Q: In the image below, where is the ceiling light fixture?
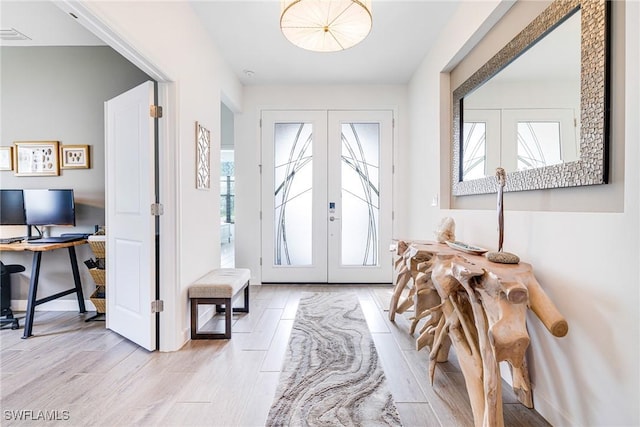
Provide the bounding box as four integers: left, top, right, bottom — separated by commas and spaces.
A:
280, 0, 372, 52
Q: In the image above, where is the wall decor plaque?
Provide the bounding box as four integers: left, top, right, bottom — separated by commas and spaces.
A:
196, 122, 211, 190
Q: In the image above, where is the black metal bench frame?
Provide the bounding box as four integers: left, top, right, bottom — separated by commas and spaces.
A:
190, 283, 249, 340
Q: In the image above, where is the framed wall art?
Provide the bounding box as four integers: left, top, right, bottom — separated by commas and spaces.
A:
13, 141, 60, 176
196, 121, 211, 190
60, 145, 90, 169
0, 146, 13, 171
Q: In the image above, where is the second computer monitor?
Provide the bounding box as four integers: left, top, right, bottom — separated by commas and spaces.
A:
23, 189, 76, 227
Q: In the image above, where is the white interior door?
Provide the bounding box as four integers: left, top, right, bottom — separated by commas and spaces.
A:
327, 110, 393, 283
261, 111, 328, 283
105, 80, 157, 351
261, 110, 393, 284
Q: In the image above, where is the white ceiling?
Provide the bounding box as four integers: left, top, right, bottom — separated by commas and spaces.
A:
191, 1, 459, 85
0, 1, 105, 46
0, 0, 460, 86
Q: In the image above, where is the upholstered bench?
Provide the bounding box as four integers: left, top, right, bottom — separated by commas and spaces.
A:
189, 268, 250, 339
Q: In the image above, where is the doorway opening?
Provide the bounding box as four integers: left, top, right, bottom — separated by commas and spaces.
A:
220, 102, 235, 268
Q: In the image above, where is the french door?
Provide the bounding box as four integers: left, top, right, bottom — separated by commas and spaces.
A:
261, 110, 393, 283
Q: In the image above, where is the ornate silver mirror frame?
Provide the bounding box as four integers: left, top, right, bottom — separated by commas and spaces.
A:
452, 0, 610, 196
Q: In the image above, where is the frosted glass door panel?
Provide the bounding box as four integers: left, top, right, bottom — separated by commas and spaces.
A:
517, 121, 562, 170
274, 123, 313, 266
463, 122, 487, 181
340, 123, 379, 266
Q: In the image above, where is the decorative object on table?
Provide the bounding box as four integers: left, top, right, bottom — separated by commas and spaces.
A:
267, 292, 401, 427
0, 147, 13, 171
445, 240, 488, 255
486, 167, 520, 264
434, 216, 456, 243
195, 121, 210, 190
486, 251, 520, 264
60, 145, 90, 169
13, 141, 59, 176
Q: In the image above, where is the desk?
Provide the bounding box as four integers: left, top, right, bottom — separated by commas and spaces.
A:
0, 240, 87, 338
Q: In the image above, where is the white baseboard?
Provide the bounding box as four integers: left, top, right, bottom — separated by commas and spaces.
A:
181, 328, 190, 346
532, 386, 573, 426
11, 299, 98, 312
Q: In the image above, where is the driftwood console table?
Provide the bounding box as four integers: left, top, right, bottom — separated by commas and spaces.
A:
389, 240, 568, 427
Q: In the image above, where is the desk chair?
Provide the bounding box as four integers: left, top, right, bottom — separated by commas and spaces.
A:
1, 261, 25, 329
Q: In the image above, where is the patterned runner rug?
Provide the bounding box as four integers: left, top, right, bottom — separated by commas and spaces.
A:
266, 292, 402, 427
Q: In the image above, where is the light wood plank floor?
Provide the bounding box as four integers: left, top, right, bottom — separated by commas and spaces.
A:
0, 285, 551, 426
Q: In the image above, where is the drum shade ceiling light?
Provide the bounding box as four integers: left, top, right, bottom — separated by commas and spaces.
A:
280, 0, 372, 52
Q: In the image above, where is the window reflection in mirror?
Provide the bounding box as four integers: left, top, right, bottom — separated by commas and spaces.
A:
461, 8, 581, 180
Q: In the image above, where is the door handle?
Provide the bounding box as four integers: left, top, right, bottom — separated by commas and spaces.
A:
329, 216, 341, 222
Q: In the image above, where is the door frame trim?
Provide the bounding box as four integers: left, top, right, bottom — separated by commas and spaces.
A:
55, 1, 180, 351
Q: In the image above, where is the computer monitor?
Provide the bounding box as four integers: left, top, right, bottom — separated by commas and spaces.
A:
23, 189, 76, 227
0, 189, 27, 225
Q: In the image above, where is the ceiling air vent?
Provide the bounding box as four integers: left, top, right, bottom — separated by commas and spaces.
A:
0, 28, 32, 41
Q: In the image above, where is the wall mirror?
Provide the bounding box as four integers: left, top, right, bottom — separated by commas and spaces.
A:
452, 0, 609, 196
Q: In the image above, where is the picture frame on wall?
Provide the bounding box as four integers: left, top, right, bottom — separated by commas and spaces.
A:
0, 147, 13, 171
196, 121, 211, 190
60, 145, 90, 169
13, 141, 60, 176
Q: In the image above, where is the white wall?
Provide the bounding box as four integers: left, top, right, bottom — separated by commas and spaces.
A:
407, 0, 639, 425
234, 85, 408, 284
221, 102, 235, 151
0, 46, 150, 306
77, 1, 242, 350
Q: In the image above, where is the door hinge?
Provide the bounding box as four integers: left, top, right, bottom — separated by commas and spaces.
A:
151, 300, 164, 313
392, 165, 395, 174
260, 257, 262, 266
392, 211, 395, 221
258, 164, 262, 174
259, 211, 262, 220
392, 118, 395, 128
259, 118, 262, 128
150, 105, 163, 118
151, 203, 164, 216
